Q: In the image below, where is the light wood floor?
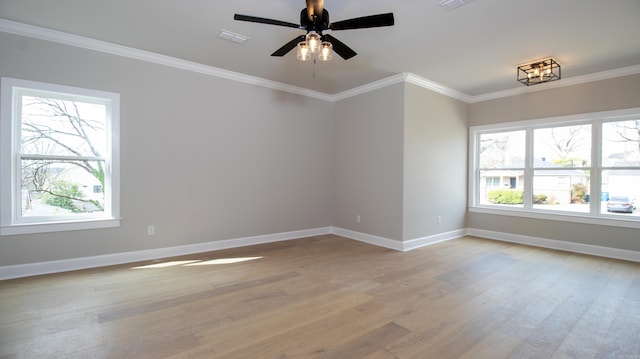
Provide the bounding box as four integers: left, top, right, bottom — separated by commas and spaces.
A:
1, 235, 639, 358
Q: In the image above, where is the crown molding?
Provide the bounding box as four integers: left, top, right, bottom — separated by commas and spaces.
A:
329, 73, 406, 102
0, 19, 334, 102
2, 18, 639, 104
404, 73, 473, 102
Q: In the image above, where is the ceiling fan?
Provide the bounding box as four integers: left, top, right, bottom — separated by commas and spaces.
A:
234, 0, 395, 60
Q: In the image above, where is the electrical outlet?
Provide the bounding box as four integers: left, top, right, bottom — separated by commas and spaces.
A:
356, 215, 361, 223
147, 225, 155, 236
437, 216, 442, 224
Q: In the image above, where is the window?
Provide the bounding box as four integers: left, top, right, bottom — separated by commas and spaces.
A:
477, 130, 525, 208
1, 78, 120, 235
485, 177, 501, 187
532, 124, 591, 213
469, 108, 640, 228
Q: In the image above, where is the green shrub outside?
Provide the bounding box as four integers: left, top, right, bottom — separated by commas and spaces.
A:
571, 183, 588, 203
41, 180, 84, 213
532, 194, 548, 204
487, 189, 524, 204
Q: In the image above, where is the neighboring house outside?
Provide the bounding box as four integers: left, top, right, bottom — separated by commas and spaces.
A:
603, 161, 640, 202
480, 159, 589, 205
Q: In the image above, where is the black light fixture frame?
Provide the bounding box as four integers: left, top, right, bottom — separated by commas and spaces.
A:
517, 58, 561, 86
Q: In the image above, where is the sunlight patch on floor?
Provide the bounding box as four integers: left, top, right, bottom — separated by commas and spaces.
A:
131, 260, 201, 269
130, 257, 263, 269
184, 257, 263, 266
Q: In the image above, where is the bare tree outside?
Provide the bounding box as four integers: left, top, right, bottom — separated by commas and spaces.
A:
20, 95, 107, 215
610, 120, 640, 158
534, 125, 591, 167
478, 131, 526, 168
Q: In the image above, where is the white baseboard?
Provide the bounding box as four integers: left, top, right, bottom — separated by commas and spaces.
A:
4, 226, 637, 280
0, 227, 332, 280
331, 227, 466, 252
331, 227, 404, 251
402, 229, 468, 251
467, 228, 640, 263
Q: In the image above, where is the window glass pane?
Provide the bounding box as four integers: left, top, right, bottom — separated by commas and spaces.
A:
532, 169, 590, 212
479, 130, 525, 168
602, 120, 640, 166
601, 169, 639, 216
470, 110, 640, 225
21, 160, 105, 217
534, 124, 591, 168
479, 169, 523, 207
20, 95, 107, 157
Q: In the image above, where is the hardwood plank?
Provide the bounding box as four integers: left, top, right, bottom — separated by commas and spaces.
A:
595, 274, 640, 358
173, 289, 374, 358
382, 249, 589, 358
2, 235, 639, 359
505, 260, 612, 359
551, 261, 635, 359
211, 308, 384, 358
315, 322, 411, 359
97, 271, 301, 322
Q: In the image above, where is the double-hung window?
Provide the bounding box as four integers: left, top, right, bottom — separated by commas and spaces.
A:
1, 78, 120, 235
469, 108, 640, 228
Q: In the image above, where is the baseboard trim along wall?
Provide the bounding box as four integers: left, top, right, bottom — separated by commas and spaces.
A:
0, 227, 332, 280
332, 227, 467, 252
466, 228, 640, 263
402, 229, 468, 251
331, 227, 404, 251
2, 227, 639, 280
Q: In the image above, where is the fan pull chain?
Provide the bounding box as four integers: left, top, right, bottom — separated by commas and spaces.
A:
313, 59, 316, 78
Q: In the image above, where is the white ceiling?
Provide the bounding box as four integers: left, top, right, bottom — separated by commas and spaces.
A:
1, 0, 640, 96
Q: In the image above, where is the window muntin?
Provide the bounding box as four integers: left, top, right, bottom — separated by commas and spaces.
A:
1, 78, 120, 235
470, 109, 640, 226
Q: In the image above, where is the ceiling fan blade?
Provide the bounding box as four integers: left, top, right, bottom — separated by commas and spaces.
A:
271, 35, 306, 57
234, 14, 301, 29
323, 34, 357, 60
329, 13, 394, 30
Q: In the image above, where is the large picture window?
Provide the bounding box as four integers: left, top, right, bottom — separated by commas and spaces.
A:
469, 108, 640, 228
1, 78, 120, 235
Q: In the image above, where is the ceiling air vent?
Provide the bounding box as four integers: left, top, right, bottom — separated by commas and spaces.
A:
218, 30, 249, 45
438, 0, 475, 11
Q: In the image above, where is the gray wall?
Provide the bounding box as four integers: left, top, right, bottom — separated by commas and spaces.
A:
2, 30, 639, 268
332, 84, 405, 241
331, 82, 469, 243
403, 83, 468, 240
469, 74, 640, 126
468, 74, 640, 252
0, 32, 334, 266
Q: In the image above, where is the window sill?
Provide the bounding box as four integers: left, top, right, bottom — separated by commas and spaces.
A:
468, 206, 640, 230
1, 218, 121, 236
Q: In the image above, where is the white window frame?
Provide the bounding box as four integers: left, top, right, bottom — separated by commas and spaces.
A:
469, 107, 640, 230
1, 78, 120, 235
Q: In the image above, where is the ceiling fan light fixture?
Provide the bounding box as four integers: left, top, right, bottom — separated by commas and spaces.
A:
234, 4, 395, 62
306, 31, 321, 53
297, 42, 311, 61
319, 41, 333, 61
